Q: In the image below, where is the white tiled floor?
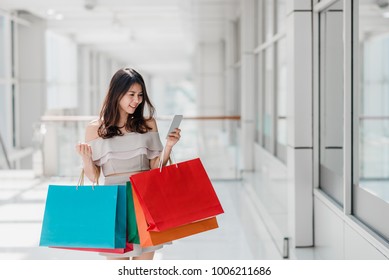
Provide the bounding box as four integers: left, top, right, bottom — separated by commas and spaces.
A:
0, 170, 282, 260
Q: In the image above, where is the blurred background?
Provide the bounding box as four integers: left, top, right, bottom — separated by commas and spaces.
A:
0, 0, 389, 260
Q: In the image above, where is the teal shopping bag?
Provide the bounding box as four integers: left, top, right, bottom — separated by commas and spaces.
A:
39, 185, 126, 249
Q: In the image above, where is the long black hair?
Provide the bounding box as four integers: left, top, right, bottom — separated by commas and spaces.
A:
98, 68, 155, 138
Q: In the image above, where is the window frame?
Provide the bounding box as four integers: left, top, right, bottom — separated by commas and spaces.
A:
314, 0, 389, 244
0, 13, 19, 154
353, 0, 389, 241
254, 0, 287, 163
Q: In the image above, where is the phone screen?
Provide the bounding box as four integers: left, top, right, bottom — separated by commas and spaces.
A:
166, 115, 183, 139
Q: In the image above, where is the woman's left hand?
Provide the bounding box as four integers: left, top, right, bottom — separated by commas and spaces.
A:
166, 128, 181, 147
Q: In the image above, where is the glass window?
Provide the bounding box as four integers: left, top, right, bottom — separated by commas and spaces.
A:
255, 0, 265, 46
354, 0, 389, 240
276, 38, 287, 162
0, 87, 10, 168
265, 0, 275, 41
234, 19, 241, 126
254, 0, 259, 46
234, 66, 241, 120
264, 47, 274, 153
0, 84, 12, 151
0, 15, 5, 78
255, 52, 265, 145
234, 18, 241, 64
0, 15, 14, 152
46, 31, 78, 110
276, 0, 287, 34
11, 21, 15, 78
359, 37, 389, 181
319, 0, 344, 206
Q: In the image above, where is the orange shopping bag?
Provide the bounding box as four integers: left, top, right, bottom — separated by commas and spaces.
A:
132, 187, 219, 247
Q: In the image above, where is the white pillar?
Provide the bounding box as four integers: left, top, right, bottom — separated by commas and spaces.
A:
240, 0, 256, 171
97, 54, 111, 105
17, 13, 47, 149
194, 41, 225, 116
286, 0, 314, 247
77, 46, 92, 116
224, 17, 238, 145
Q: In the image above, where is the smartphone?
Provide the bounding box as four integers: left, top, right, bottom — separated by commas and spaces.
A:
166, 115, 183, 139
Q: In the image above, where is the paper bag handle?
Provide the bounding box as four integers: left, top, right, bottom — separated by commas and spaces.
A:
158, 145, 178, 172
77, 169, 99, 189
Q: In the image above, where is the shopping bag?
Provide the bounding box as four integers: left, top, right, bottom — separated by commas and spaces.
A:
132, 187, 219, 247
52, 241, 133, 254
130, 158, 224, 232
126, 181, 140, 244
40, 184, 126, 249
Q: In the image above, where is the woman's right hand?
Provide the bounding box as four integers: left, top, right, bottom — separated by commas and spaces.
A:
76, 143, 93, 161
76, 142, 99, 183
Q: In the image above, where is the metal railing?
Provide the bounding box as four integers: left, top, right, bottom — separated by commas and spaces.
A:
35, 115, 242, 181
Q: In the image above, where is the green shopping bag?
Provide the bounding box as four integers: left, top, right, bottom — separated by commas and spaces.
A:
126, 181, 139, 244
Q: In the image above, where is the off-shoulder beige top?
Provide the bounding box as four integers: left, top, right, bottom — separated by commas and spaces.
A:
87, 132, 163, 177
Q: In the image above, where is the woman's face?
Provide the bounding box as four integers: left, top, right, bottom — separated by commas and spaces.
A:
118, 83, 144, 116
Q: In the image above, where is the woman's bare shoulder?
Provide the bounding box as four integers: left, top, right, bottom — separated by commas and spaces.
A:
146, 117, 158, 132
85, 119, 101, 142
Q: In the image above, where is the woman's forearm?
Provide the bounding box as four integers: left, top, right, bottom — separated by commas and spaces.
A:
82, 157, 100, 183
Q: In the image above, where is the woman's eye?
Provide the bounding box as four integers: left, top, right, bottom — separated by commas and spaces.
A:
128, 93, 143, 98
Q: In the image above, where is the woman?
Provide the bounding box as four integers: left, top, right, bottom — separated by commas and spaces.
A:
76, 67, 181, 260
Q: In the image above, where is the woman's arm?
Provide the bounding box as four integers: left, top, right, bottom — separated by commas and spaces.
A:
76, 121, 101, 183
148, 118, 181, 169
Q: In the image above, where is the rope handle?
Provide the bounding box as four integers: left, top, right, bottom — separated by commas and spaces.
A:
158, 144, 178, 172
76, 169, 99, 190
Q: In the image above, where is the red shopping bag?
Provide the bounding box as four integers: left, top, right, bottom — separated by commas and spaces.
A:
132, 187, 219, 247
130, 158, 224, 232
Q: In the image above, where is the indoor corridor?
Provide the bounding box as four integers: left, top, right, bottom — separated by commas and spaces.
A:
1, 0, 389, 268
0, 119, 287, 260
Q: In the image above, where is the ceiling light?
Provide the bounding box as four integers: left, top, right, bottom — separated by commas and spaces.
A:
84, 0, 98, 10
55, 14, 64, 20
46, 9, 64, 20
46, 9, 55, 16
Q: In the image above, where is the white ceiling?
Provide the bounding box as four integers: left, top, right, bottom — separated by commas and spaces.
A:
3, 0, 387, 78
1, 0, 237, 77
